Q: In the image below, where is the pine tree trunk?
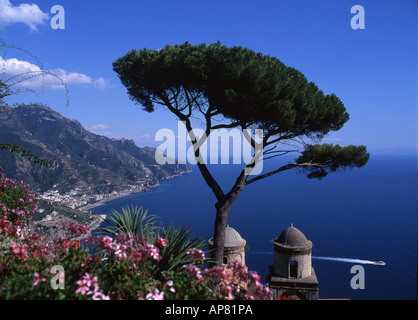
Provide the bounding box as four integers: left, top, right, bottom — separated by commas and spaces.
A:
211, 174, 246, 266
211, 200, 232, 266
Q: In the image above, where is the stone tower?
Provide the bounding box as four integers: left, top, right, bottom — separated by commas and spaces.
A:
267, 224, 319, 300
208, 226, 246, 265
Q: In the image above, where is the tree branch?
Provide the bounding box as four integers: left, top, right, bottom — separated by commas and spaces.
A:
211, 122, 242, 131
246, 161, 326, 185
246, 163, 297, 185
183, 118, 225, 201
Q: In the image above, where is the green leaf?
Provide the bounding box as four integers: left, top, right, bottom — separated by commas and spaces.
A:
96, 205, 159, 238
296, 143, 370, 179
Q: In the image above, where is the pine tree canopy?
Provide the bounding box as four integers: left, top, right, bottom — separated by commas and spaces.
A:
113, 42, 369, 180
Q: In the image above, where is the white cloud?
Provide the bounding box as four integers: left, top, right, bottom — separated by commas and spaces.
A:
0, 0, 49, 31
89, 124, 109, 130
139, 134, 151, 139
87, 124, 115, 139
0, 56, 109, 90
93, 77, 110, 90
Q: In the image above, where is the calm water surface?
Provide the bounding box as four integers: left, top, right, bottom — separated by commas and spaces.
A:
92, 154, 417, 300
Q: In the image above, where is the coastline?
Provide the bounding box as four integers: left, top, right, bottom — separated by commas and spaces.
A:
79, 169, 192, 213
79, 183, 160, 212
87, 214, 107, 232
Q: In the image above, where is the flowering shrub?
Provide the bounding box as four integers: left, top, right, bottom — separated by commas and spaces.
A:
0, 169, 38, 226
0, 170, 272, 300
0, 218, 272, 300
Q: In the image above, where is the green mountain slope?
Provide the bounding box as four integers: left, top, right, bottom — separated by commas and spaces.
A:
0, 105, 191, 195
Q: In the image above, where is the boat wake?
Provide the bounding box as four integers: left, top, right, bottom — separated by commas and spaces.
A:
250, 252, 385, 266
312, 256, 386, 266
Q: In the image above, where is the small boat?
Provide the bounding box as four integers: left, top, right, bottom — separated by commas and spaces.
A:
375, 261, 386, 266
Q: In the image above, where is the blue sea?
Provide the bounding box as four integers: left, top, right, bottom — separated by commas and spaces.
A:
92, 153, 417, 300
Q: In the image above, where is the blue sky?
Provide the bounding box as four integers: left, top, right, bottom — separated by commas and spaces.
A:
1, 0, 417, 151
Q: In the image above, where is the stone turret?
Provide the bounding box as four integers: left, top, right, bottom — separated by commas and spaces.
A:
267, 224, 319, 300
208, 225, 246, 266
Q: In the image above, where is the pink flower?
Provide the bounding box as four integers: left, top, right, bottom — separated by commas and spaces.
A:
145, 288, 164, 300
33, 272, 46, 286
92, 291, 110, 300
19, 198, 24, 202
76, 273, 105, 298
205, 266, 228, 284
154, 237, 167, 248
113, 244, 127, 259
63, 222, 89, 236
224, 285, 235, 300
184, 264, 203, 280
186, 248, 206, 263
248, 271, 261, 286
87, 276, 100, 294
97, 235, 113, 251
247, 271, 272, 300
76, 279, 90, 295
227, 260, 248, 282
164, 280, 176, 293
10, 242, 26, 259
114, 233, 134, 246
142, 244, 161, 261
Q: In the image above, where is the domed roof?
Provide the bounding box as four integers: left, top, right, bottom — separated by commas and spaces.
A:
274, 224, 312, 249
224, 226, 246, 247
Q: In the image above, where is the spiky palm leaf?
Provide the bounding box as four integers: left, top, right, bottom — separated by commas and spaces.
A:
96, 205, 208, 277
96, 205, 160, 238
155, 223, 207, 273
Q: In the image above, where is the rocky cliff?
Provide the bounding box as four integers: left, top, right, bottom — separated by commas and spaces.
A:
0, 105, 191, 194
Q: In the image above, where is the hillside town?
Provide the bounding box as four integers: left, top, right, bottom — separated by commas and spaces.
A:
39, 183, 151, 210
